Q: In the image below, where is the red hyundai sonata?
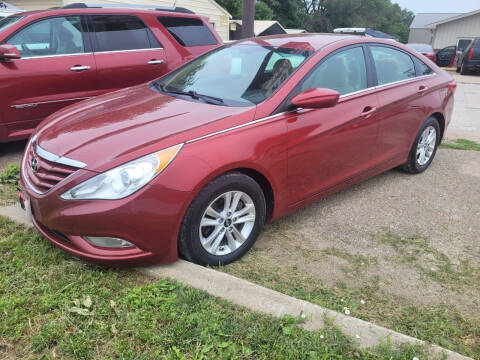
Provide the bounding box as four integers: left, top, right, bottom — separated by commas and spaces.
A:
20, 34, 456, 266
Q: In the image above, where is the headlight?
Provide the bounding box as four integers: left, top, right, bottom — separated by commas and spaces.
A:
61, 144, 183, 200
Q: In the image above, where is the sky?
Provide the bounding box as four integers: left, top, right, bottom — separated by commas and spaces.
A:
393, 0, 478, 13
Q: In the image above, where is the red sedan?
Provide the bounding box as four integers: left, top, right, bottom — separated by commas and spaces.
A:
20, 34, 456, 266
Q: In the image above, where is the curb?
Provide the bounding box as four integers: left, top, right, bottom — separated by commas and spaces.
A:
0, 204, 30, 226
0, 206, 472, 359
141, 262, 472, 360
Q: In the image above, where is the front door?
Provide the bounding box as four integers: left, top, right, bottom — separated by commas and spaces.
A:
88, 14, 167, 93
436, 46, 456, 67
0, 15, 97, 141
286, 46, 380, 204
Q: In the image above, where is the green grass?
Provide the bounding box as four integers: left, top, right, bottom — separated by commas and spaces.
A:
375, 232, 480, 287
440, 138, 480, 151
0, 164, 19, 206
0, 217, 433, 359
322, 247, 378, 274
221, 246, 480, 359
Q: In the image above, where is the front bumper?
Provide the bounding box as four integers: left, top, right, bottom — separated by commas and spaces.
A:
21, 173, 192, 266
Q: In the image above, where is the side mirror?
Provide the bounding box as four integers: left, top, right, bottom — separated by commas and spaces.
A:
0, 44, 21, 61
291, 88, 339, 109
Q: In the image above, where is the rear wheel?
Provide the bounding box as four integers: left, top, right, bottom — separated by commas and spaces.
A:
178, 172, 266, 265
460, 61, 469, 75
401, 117, 440, 174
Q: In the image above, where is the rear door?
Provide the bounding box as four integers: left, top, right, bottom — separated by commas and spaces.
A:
0, 15, 97, 141
368, 44, 435, 164
88, 14, 167, 93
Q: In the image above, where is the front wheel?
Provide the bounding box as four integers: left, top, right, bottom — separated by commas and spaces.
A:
401, 117, 440, 174
178, 172, 266, 266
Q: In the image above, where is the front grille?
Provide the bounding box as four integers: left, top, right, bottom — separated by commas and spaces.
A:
24, 142, 79, 193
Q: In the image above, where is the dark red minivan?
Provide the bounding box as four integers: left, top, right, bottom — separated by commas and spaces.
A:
0, 4, 221, 143
20, 34, 456, 266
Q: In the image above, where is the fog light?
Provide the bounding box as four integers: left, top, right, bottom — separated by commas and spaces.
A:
84, 236, 134, 248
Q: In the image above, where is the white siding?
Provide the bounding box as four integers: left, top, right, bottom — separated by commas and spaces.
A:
408, 28, 434, 45
62, 0, 231, 40
9, 0, 62, 10
433, 13, 480, 49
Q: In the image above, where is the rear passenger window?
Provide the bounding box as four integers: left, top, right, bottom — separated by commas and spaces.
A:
301, 46, 368, 96
91, 15, 156, 52
157, 17, 217, 47
415, 58, 434, 76
370, 46, 416, 85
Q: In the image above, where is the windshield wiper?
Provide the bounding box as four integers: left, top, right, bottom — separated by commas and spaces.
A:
156, 83, 224, 105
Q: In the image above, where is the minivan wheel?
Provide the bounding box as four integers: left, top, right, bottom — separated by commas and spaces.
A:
178, 172, 266, 266
401, 117, 440, 174
460, 62, 468, 75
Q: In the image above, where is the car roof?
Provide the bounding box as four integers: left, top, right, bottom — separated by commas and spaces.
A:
13, 7, 202, 19
231, 33, 397, 52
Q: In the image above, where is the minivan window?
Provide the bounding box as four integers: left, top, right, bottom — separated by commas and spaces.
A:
157, 17, 217, 47
91, 15, 152, 52
370, 46, 415, 85
8, 16, 84, 58
301, 46, 368, 95
0, 15, 22, 32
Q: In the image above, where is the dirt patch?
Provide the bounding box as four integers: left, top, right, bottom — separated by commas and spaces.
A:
249, 149, 480, 316
0, 141, 25, 171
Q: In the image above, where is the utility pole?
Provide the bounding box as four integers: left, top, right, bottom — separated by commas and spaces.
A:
242, 0, 255, 38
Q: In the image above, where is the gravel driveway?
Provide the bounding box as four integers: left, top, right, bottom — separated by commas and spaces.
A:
248, 148, 479, 314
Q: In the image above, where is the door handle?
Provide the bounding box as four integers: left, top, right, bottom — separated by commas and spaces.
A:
148, 59, 164, 65
417, 85, 428, 94
70, 65, 91, 72
360, 106, 377, 117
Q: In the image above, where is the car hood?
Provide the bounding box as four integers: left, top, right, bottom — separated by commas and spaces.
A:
36, 85, 255, 171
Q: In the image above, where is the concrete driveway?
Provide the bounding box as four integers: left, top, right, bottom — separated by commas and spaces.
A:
446, 72, 480, 141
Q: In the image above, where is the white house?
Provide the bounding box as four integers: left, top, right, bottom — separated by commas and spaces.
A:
426, 9, 480, 50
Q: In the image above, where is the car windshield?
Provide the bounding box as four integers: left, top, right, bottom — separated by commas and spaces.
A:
407, 44, 433, 53
0, 15, 22, 32
155, 43, 313, 106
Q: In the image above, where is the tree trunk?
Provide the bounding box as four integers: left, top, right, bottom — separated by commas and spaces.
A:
242, 0, 255, 38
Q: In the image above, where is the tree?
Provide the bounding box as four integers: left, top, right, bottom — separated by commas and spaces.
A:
305, 0, 413, 43
255, 2, 274, 20
261, 0, 303, 28
217, 0, 413, 42
216, 0, 274, 21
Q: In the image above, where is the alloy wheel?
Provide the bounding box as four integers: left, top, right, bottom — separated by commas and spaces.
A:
416, 125, 437, 166
199, 191, 256, 256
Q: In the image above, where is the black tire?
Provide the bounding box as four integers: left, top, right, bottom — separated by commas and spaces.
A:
460, 61, 468, 75
178, 172, 266, 266
401, 116, 440, 174
456, 66, 460, 73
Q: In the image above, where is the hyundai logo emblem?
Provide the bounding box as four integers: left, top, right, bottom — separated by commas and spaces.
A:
30, 157, 39, 173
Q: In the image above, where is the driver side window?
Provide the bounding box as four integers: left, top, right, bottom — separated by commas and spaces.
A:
301, 46, 368, 96
8, 16, 85, 58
